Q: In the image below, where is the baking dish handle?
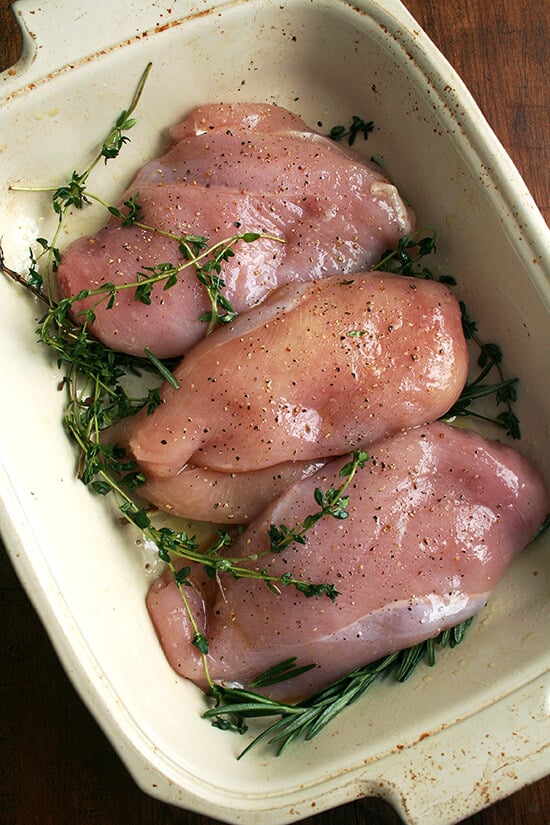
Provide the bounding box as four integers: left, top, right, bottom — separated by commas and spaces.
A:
361, 670, 550, 825
0, 0, 234, 101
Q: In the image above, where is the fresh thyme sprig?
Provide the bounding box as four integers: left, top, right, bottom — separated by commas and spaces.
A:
374, 229, 444, 281
53, 333, 345, 601
267, 451, 369, 556
2, 68, 345, 692
205, 617, 474, 756
231, 450, 371, 602
328, 116, 375, 146
11, 63, 152, 293
373, 230, 521, 438
12, 61, 278, 331
55, 334, 347, 665
449, 303, 521, 438
182, 232, 266, 332
39, 227, 272, 330
3, 240, 344, 670
82, 185, 285, 330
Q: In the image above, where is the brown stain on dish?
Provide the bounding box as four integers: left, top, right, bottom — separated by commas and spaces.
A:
0, 2, 227, 105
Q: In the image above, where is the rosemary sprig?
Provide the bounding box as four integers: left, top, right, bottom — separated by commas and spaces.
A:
248, 658, 319, 689
373, 230, 521, 438
205, 617, 474, 756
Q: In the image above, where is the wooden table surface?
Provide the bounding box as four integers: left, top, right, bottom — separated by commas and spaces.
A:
0, 1, 548, 823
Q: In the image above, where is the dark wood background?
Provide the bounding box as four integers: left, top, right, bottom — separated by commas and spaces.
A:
1, 1, 548, 823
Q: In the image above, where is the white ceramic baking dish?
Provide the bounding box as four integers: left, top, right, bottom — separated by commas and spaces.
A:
1, 1, 549, 823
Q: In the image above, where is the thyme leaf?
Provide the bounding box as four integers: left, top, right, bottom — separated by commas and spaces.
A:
108, 193, 143, 226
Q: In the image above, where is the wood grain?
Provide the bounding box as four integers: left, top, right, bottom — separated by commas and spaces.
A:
0, 1, 548, 823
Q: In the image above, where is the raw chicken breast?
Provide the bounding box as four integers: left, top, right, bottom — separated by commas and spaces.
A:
112, 272, 468, 479
167, 102, 312, 141
56, 186, 298, 357
57, 103, 414, 358
141, 458, 326, 524
146, 423, 549, 698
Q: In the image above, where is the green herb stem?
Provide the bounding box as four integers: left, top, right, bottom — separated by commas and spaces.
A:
206, 617, 474, 757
